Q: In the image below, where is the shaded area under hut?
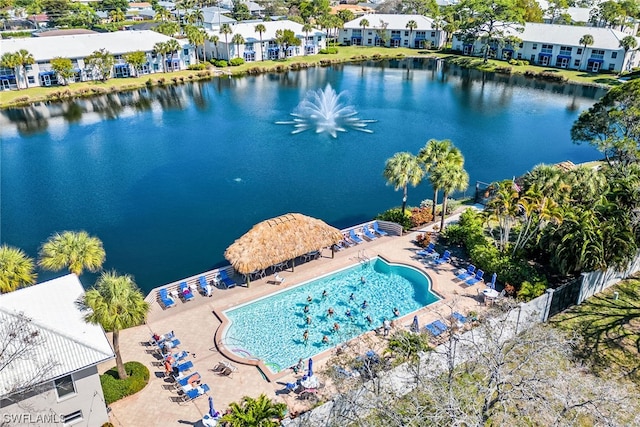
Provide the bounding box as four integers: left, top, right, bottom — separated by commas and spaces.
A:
224, 213, 344, 285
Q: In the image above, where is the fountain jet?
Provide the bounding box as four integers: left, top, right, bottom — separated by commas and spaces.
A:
277, 84, 375, 138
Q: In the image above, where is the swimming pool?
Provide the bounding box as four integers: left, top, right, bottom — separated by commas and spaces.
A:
222, 257, 439, 373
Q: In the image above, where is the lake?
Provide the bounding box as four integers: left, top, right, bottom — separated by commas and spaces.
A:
0, 59, 604, 293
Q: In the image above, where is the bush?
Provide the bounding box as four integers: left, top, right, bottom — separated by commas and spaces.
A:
319, 47, 338, 54
188, 63, 206, 70
100, 361, 149, 405
442, 223, 466, 246
517, 280, 547, 301
229, 57, 245, 66
410, 207, 433, 227
444, 198, 460, 215
376, 207, 412, 231
212, 59, 228, 67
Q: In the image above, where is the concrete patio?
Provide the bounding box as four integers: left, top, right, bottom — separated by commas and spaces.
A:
102, 221, 489, 426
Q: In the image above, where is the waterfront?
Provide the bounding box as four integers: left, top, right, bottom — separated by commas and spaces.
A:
0, 59, 603, 292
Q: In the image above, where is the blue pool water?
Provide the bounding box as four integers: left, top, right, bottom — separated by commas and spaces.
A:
222, 257, 438, 373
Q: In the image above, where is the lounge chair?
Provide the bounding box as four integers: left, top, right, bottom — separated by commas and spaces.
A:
159, 338, 181, 354
216, 366, 236, 377
342, 235, 356, 247
372, 221, 388, 236
425, 320, 449, 337
433, 250, 451, 265
174, 371, 200, 389
274, 273, 285, 284
333, 241, 345, 251
349, 229, 364, 244
182, 383, 210, 401
466, 269, 484, 286
212, 361, 237, 374
456, 264, 476, 280
175, 360, 194, 373
218, 270, 237, 289
198, 276, 212, 297
179, 282, 195, 301
361, 225, 377, 240
158, 288, 176, 309
416, 242, 436, 257
451, 312, 467, 324
166, 350, 188, 363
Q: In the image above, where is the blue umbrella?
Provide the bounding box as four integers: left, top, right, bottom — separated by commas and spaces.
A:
208, 396, 216, 418
308, 358, 313, 377
411, 315, 419, 332
489, 273, 497, 289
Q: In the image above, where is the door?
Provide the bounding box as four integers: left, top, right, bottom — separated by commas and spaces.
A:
540, 55, 550, 66
558, 57, 568, 68
0, 79, 9, 91
42, 74, 51, 86
590, 61, 601, 72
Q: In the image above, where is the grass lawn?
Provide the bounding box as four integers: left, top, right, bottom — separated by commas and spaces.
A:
551, 277, 640, 384
0, 46, 626, 109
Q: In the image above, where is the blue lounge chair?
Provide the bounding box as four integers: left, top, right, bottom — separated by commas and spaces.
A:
425, 321, 445, 337
433, 320, 449, 334
451, 312, 467, 324
158, 288, 175, 309
466, 269, 484, 286
175, 360, 194, 373
174, 371, 200, 388
183, 383, 210, 401
434, 250, 451, 265
456, 264, 476, 280
218, 270, 237, 289
179, 282, 195, 301
198, 276, 211, 296
372, 221, 388, 236
416, 242, 436, 257
349, 229, 364, 244
361, 225, 377, 240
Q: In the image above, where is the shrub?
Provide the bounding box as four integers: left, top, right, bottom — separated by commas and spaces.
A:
212, 59, 228, 67
188, 63, 206, 70
319, 47, 338, 54
229, 57, 245, 66
420, 199, 433, 209
442, 223, 466, 246
517, 280, 547, 301
100, 361, 149, 405
445, 198, 460, 215
410, 207, 433, 227
494, 66, 512, 74
376, 207, 412, 231
415, 232, 436, 248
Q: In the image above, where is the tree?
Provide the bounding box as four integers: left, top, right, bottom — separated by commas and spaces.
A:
383, 152, 424, 214
255, 23, 266, 61
85, 48, 115, 81
123, 51, 147, 77
220, 23, 233, 60
185, 25, 205, 63
187, 9, 204, 26
82, 271, 149, 380
220, 394, 287, 426
41, 0, 71, 27
302, 23, 313, 54
337, 9, 354, 24
571, 79, 640, 167
38, 231, 106, 276
418, 139, 461, 219
153, 41, 170, 72
154, 7, 171, 21
359, 17, 369, 42
619, 35, 638, 72
432, 158, 469, 230
590, 0, 625, 29
97, 0, 128, 12
14, 49, 34, 89
50, 57, 75, 85
164, 39, 181, 70
0, 245, 36, 294
109, 7, 125, 22
0, 52, 20, 90
274, 29, 301, 59
515, 0, 543, 22
545, 0, 568, 24
406, 19, 417, 47
232, 0, 251, 21
578, 34, 593, 71
210, 34, 220, 59
231, 33, 245, 58
154, 21, 179, 36
457, 0, 525, 63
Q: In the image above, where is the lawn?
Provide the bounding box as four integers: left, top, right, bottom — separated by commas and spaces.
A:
551, 277, 640, 384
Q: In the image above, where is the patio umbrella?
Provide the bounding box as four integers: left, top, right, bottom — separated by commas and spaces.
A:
208, 396, 216, 418
411, 315, 419, 332
489, 272, 497, 289
308, 358, 313, 377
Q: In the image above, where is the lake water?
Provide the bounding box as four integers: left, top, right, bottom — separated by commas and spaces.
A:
0, 59, 604, 293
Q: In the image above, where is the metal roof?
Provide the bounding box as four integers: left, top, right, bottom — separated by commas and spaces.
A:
343, 14, 440, 31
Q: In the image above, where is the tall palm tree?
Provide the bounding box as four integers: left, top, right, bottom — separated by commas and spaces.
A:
188, 9, 204, 26
109, 8, 125, 22
14, 49, 34, 89
619, 35, 638, 72
359, 18, 369, 45
38, 231, 106, 276
0, 52, 20, 89
186, 25, 205, 62
231, 33, 245, 59
210, 34, 220, 59
82, 271, 149, 380
432, 159, 469, 231
0, 245, 37, 294
417, 139, 461, 219
154, 41, 170, 72
255, 23, 266, 61
485, 180, 521, 251
154, 7, 171, 21
578, 34, 594, 71
165, 39, 181, 70
220, 23, 233, 60
406, 19, 417, 47
383, 152, 424, 214
220, 394, 287, 427
302, 23, 313, 55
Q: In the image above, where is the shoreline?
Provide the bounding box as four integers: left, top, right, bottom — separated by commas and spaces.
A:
0, 48, 623, 110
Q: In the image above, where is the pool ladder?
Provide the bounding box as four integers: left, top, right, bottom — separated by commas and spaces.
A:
358, 250, 371, 265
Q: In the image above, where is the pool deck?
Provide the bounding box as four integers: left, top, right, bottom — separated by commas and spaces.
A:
102, 225, 488, 426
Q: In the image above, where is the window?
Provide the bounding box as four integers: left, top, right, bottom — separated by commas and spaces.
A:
25, 64, 32, 71
431, 31, 435, 37
608, 63, 615, 71
404, 31, 409, 36
517, 53, 522, 59
591, 49, 605, 59
574, 59, 580, 67
541, 44, 553, 54
62, 410, 82, 426
518, 42, 523, 48
611, 51, 617, 58
28, 76, 35, 84
403, 39, 408, 46
55, 375, 76, 399
183, 48, 189, 56
367, 38, 372, 44
532, 43, 537, 50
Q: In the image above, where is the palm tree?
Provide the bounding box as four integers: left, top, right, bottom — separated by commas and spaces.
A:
485, 180, 521, 251
82, 271, 149, 380
109, 8, 125, 23
188, 9, 204, 26
165, 39, 181, 70
231, 33, 245, 59
432, 159, 469, 231
406, 19, 417, 47
154, 41, 170, 72
210, 34, 220, 59
154, 7, 171, 21
255, 23, 266, 61
38, 230, 106, 276
359, 18, 369, 45
15, 49, 34, 89
578, 34, 593, 71
0, 245, 37, 293
220, 23, 233, 60
302, 23, 313, 55
220, 394, 287, 427
0, 52, 20, 89
383, 152, 424, 214
417, 139, 462, 219
619, 35, 638, 72
186, 25, 205, 62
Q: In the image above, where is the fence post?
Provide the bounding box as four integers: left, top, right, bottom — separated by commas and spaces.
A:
542, 288, 554, 322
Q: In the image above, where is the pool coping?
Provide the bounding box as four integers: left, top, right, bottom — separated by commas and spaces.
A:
211, 255, 441, 383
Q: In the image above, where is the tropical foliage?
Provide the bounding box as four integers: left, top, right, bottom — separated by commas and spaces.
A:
383, 152, 424, 214
0, 245, 37, 293
38, 230, 106, 276
220, 394, 287, 427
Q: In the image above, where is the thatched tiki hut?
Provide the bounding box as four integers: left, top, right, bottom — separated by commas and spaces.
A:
224, 213, 344, 285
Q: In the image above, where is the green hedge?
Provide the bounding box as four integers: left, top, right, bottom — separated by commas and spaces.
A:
100, 361, 149, 405
229, 58, 245, 66
376, 207, 412, 231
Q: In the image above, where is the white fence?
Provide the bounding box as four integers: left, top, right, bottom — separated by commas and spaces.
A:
579, 251, 640, 304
